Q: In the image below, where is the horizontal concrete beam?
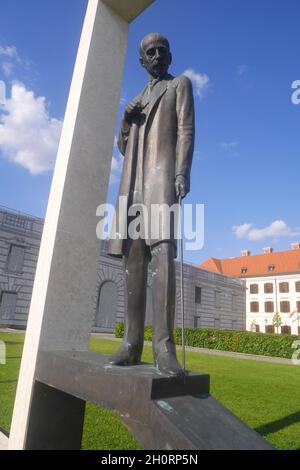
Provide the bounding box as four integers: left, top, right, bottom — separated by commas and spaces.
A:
103, 0, 155, 22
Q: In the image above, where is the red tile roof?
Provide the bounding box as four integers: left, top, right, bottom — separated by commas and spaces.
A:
199, 249, 300, 278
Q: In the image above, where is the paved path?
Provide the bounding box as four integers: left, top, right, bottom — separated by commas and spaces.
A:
92, 333, 297, 366
0, 431, 8, 451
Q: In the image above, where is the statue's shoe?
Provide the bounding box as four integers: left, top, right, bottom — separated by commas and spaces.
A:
108, 344, 141, 366
155, 352, 185, 377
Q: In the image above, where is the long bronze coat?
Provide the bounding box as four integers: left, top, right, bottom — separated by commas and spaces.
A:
108, 74, 195, 257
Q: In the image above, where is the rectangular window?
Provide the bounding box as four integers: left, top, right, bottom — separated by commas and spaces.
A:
264, 283, 274, 294
0, 292, 17, 321
6, 245, 25, 273
265, 325, 275, 334
296, 281, 300, 293
250, 301, 259, 313
4, 213, 26, 229
281, 326, 291, 335
195, 287, 202, 304
279, 282, 289, 293
250, 284, 259, 294
265, 301, 275, 313
280, 301, 290, 313
215, 291, 221, 308
297, 301, 300, 313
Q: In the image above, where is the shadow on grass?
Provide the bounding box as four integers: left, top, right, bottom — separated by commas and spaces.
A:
0, 426, 9, 437
255, 411, 300, 436
0, 379, 17, 384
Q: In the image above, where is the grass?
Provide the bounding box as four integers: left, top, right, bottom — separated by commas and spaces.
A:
1, 332, 300, 450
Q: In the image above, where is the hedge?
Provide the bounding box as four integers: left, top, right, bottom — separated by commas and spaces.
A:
115, 323, 300, 359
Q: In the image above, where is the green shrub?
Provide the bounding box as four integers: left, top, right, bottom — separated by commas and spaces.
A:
115, 322, 124, 338
114, 323, 299, 359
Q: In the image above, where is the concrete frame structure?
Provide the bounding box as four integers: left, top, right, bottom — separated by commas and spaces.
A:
9, 0, 155, 450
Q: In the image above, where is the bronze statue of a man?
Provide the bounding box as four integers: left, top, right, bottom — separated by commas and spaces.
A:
108, 33, 195, 376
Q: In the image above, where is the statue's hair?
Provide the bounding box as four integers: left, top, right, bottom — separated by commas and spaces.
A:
139, 33, 170, 55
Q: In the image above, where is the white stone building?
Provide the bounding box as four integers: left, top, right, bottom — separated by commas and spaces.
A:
200, 244, 300, 335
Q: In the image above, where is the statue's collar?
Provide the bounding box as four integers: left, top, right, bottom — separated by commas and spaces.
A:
148, 73, 173, 84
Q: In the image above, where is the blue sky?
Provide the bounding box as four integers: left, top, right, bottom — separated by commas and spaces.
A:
0, 0, 299, 264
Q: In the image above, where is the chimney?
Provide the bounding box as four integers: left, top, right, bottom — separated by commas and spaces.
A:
241, 250, 251, 257
291, 242, 300, 251
263, 247, 273, 254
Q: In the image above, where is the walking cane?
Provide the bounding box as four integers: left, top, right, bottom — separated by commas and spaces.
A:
178, 195, 186, 377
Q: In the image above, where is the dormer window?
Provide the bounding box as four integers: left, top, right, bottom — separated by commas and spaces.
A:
241, 267, 248, 274
268, 265, 275, 272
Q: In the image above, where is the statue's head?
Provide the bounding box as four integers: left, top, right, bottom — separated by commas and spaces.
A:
139, 33, 172, 79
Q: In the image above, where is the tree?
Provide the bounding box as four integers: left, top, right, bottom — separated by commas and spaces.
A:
272, 312, 282, 334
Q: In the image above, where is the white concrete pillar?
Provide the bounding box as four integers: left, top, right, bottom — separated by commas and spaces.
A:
9, 0, 155, 450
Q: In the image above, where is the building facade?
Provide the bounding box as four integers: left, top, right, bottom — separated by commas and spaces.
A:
95, 241, 246, 332
0, 207, 43, 328
0, 207, 246, 332
200, 245, 300, 335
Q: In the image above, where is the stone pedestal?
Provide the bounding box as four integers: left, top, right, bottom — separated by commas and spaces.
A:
23, 351, 272, 450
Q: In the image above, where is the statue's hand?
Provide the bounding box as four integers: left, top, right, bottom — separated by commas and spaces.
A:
124, 100, 143, 124
175, 175, 188, 199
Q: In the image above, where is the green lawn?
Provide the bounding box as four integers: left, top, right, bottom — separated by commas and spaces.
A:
1, 332, 300, 450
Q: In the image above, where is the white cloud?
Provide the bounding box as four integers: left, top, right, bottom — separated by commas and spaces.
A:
0, 45, 19, 78
233, 220, 300, 241
236, 64, 248, 76
183, 69, 210, 99
0, 82, 62, 175
233, 223, 253, 239
220, 141, 239, 150
0, 45, 19, 60
2, 62, 14, 77
0, 44, 32, 80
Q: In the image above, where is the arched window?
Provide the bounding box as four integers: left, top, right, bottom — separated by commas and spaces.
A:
95, 281, 118, 329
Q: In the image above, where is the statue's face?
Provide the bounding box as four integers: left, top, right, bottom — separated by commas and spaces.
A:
140, 39, 172, 79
